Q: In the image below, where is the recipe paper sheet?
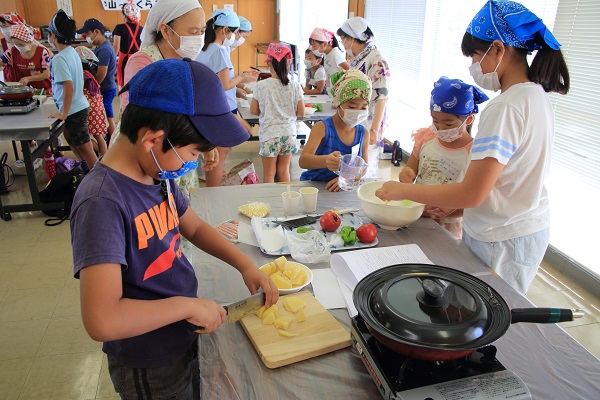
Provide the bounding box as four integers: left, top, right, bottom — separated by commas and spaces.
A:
330, 244, 433, 290
311, 268, 347, 310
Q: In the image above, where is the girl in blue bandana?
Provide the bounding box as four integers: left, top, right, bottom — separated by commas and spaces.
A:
375, 0, 570, 295
400, 77, 488, 239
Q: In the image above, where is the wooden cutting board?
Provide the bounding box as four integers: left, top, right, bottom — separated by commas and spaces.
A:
240, 290, 352, 368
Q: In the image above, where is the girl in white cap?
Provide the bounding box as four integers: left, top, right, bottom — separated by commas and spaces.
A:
197, 9, 258, 187
337, 17, 390, 147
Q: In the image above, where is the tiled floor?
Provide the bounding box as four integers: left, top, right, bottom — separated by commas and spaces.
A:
1, 135, 599, 399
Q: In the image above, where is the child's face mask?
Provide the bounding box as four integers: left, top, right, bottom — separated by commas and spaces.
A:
150, 139, 198, 180
430, 118, 467, 142
338, 106, 368, 128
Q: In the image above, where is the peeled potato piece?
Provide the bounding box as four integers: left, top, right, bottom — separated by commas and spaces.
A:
278, 330, 297, 337
297, 308, 305, 322
273, 317, 293, 330
262, 312, 276, 325
255, 305, 266, 319
283, 296, 307, 313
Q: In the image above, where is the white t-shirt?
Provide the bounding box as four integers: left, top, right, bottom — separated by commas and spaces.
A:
323, 47, 346, 81
252, 78, 303, 141
305, 65, 326, 90
464, 83, 553, 242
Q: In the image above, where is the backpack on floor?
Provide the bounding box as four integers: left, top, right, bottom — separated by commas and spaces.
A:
39, 167, 85, 226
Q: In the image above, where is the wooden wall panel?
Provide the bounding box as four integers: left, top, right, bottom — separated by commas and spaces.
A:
200, 0, 275, 72
3, 0, 150, 35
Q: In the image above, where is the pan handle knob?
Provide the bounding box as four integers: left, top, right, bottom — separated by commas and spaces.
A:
511, 308, 584, 324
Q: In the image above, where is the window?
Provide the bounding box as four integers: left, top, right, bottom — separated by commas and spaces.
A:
278, 0, 349, 80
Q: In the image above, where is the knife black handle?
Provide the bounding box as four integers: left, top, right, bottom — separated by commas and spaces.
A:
186, 305, 229, 331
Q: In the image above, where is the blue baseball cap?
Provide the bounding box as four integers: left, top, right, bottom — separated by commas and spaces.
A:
238, 16, 252, 31
128, 59, 250, 147
212, 9, 240, 28
76, 18, 106, 34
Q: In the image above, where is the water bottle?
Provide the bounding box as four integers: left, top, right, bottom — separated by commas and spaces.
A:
391, 140, 402, 166
43, 152, 57, 181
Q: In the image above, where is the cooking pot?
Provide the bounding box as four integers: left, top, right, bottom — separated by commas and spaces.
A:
353, 264, 583, 361
0, 81, 34, 101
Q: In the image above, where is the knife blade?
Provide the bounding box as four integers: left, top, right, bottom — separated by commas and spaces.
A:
187, 291, 266, 331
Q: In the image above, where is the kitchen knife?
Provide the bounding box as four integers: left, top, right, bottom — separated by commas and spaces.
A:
187, 291, 266, 331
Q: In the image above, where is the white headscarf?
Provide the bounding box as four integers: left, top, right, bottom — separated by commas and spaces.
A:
140, 0, 202, 48
340, 17, 371, 42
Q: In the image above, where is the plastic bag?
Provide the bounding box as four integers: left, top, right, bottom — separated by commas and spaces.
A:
285, 229, 330, 264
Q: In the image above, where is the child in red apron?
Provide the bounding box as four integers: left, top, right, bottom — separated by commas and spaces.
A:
112, 1, 142, 88
0, 24, 51, 93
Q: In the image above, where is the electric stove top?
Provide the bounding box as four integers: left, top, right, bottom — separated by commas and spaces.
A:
0, 97, 38, 114
350, 316, 531, 400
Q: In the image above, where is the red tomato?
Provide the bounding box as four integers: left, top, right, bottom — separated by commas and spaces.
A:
305, 103, 313, 107
356, 224, 377, 243
320, 211, 341, 232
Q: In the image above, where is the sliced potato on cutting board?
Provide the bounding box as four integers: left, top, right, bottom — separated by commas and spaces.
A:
240, 290, 351, 369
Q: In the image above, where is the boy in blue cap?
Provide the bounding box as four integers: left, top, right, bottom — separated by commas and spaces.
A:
70, 58, 277, 399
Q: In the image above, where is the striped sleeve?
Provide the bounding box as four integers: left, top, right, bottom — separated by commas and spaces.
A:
471, 135, 517, 165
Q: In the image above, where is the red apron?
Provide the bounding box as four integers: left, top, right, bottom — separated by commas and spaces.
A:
6, 46, 51, 92
116, 23, 140, 87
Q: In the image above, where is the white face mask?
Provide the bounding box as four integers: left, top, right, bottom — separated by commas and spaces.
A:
0, 27, 11, 38
85, 33, 94, 45
312, 49, 322, 57
304, 59, 313, 69
230, 35, 245, 48
339, 107, 368, 128
469, 46, 503, 92
166, 25, 203, 59
430, 118, 467, 143
15, 44, 30, 53
344, 38, 354, 57
222, 30, 235, 47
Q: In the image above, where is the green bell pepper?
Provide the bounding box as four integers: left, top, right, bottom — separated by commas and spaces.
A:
340, 226, 358, 246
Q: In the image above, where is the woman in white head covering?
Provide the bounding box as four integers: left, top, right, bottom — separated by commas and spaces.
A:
118, 0, 205, 114
337, 17, 390, 148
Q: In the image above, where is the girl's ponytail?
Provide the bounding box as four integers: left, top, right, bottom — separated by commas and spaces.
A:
331, 36, 340, 49
202, 17, 217, 51
529, 42, 570, 94
271, 57, 289, 86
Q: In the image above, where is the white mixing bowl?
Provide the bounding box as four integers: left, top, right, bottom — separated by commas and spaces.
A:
357, 181, 425, 230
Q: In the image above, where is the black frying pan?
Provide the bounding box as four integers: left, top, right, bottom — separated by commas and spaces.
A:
353, 264, 583, 361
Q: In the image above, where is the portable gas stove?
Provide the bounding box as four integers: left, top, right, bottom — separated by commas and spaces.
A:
351, 316, 531, 400
0, 97, 38, 114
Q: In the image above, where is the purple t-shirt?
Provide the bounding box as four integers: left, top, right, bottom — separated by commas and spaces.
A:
70, 163, 198, 368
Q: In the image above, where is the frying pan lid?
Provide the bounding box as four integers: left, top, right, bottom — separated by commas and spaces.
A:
354, 264, 511, 350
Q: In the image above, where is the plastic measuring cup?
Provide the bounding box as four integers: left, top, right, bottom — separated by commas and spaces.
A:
335, 154, 368, 191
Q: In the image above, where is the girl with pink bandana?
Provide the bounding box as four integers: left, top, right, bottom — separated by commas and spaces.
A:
308, 27, 349, 88
250, 43, 304, 183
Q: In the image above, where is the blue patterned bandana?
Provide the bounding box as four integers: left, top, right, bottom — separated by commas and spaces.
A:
467, 0, 560, 52
430, 77, 489, 116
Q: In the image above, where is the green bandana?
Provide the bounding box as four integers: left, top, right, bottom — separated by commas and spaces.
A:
330, 69, 372, 107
